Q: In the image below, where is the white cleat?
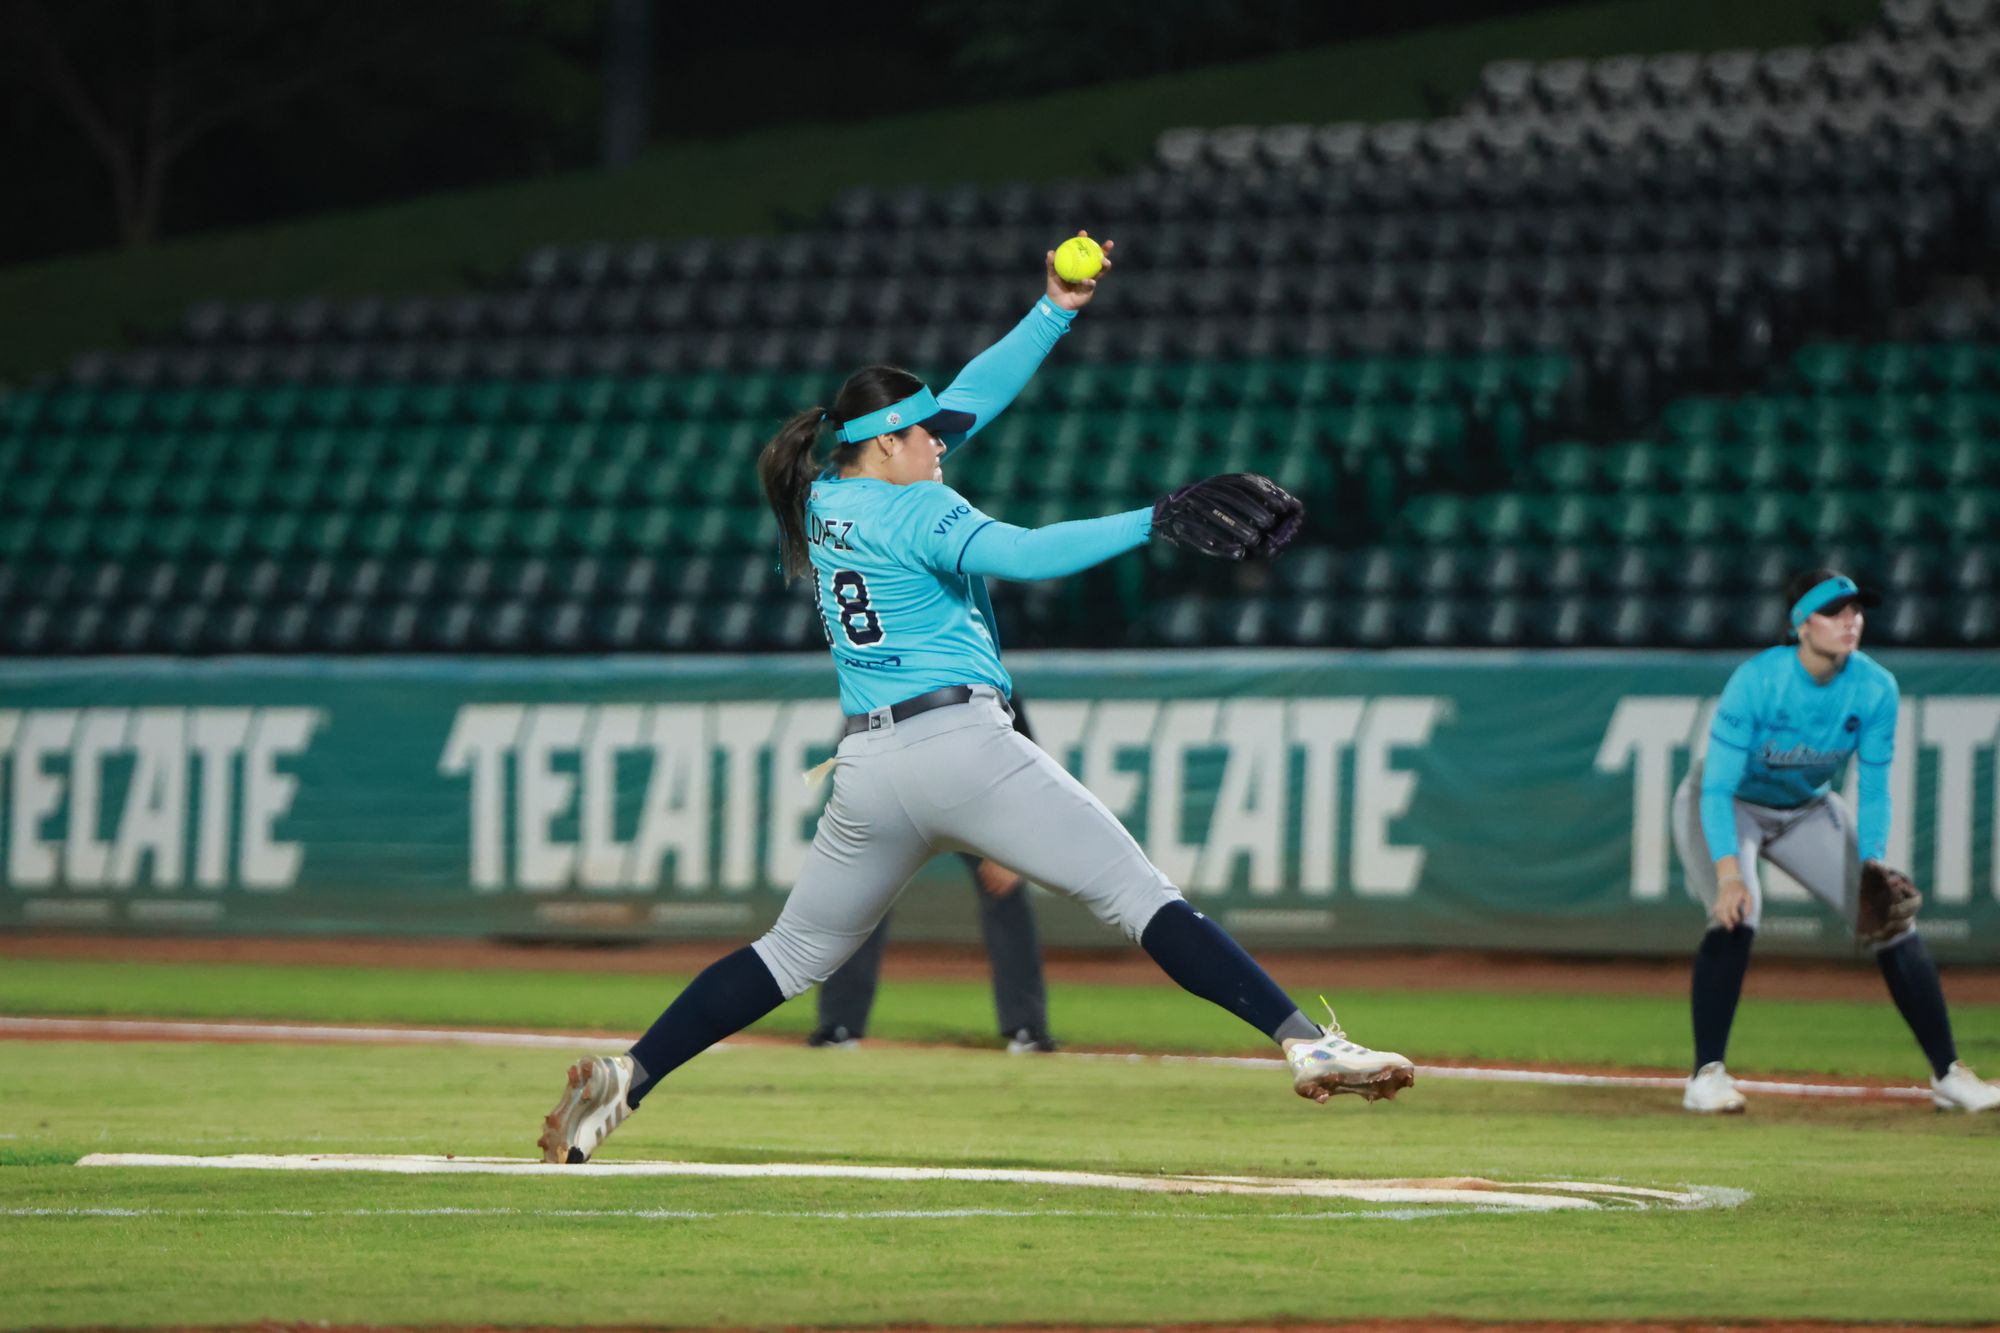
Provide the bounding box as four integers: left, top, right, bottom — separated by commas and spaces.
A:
1931, 1061, 2000, 1112
537, 1054, 636, 1164
1683, 1061, 1747, 1114
1281, 1002, 1415, 1104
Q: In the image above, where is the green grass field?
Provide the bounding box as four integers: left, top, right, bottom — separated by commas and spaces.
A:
4, 956, 2000, 1327
5, 956, 1997, 1077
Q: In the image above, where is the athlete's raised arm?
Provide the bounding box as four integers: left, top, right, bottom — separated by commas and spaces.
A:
936, 232, 1114, 448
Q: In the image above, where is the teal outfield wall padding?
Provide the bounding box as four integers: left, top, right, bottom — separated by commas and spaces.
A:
1, 650, 1995, 959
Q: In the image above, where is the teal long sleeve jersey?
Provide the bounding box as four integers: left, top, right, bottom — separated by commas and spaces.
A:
805, 298, 1153, 714
1698, 646, 1900, 864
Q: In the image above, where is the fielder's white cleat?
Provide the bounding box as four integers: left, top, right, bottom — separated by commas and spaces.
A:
538, 1054, 636, 1164
1281, 1001, 1415, 1104
1931, 1061, 2000, 1112
1683, 1061, 1747, 1114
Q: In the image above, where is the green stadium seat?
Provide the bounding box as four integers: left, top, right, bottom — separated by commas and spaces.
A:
1604, 495, 1667, 545
1726, 397, 1787, 446
150, 389, 204, 431
4, 473, 57, 514
1845, 397, 1918, 446
1922, 344, 1987, 392
20, 433, 80, 474
105, 473, 159, 512
617, 375, 675, 420
31, 515, 83, 559
1535, 443, 1598, 493
1933, 396, 1985, 442
142, 515, 200, 558
1792, 344, 1855, 396
95, 389, 147, 432
1470, 493, 1543, 546
300, 513, 354, 557
474, 464, 528, 507
1401, 493, 1472, 547
1330, 359, 1393, 404
1806, 492, 1873, 545
1661, 397, 1724, 444
0, 516, 34, 560
54, 471, 112, 514
1857, 344, 1919, 395
1941, 439, 1990, 487
405, 511, 458, 556
1800, 441, 1859, 488
1601, 441, 1662, 492
620, 507, 674, 552
565, 507, 620, 554
1390, 358, 1452, 405
398, 383, 456, 427
1941, 491, 1993, 544
248, 513, 303, 557
1742, 494, 1807, 543
459, 382, 513, 425
265, 473, 319, 511
192, 513, 251, 559
1544, 495, 1603, 545
0, 387, 48, 433
90, 515, 146, 559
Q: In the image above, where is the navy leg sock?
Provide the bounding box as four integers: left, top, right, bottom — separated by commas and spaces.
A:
626, 946, 784, 1106
1139, 899, 1306, 1041
1876, 932, 1957, 1080
1691, 925, 1754, 1073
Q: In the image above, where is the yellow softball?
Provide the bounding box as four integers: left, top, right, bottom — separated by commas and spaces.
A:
1052, 234, 1104, 283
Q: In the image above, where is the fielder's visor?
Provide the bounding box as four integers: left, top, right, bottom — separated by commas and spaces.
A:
832, 386, 975, 444
1789, 574, 1882, 627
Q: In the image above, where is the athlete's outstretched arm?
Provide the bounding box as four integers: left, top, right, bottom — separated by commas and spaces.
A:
1855, 678, 1900, 862
956, 508, 1152, 581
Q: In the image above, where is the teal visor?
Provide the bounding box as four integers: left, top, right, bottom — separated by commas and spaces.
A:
1790, 575, 1879, 627
833, 387, 975, 444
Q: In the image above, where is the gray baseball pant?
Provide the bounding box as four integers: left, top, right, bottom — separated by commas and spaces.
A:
1671, 760, 1864, 934
752, 686, 1181, 999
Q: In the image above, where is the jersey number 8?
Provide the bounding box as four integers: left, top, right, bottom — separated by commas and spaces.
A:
828, 570, 885, 646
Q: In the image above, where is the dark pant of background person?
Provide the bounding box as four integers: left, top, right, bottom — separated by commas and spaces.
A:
813, 692, 1051, 1044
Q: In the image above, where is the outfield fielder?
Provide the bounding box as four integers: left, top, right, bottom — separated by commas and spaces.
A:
1673, 568, 1999, 1114
539, 235, 1414, 1163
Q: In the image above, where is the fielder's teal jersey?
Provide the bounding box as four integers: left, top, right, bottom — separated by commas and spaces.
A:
1699, 646, 1899, 862
805, 478, 1011, 714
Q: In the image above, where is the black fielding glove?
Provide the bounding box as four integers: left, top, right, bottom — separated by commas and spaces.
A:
1151, 473, 1304, 560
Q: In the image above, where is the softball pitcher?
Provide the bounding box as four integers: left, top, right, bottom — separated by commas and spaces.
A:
1672, 568, 1999, 1114
539, 235, 1414, 1164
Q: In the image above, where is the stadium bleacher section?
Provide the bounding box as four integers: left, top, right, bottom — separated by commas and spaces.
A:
1, 0, 1995, 654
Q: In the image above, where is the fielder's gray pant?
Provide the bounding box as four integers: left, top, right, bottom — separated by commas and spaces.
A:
1671, 760, 1863, 935
752, 686, 1182, 1000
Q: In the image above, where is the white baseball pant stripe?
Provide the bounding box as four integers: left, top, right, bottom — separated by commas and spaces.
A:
752, 687, 1183, 999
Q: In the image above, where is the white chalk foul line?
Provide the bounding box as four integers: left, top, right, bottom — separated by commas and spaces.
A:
0, 1015, 1930, 1100
71, 1154, 1748, 1216
0, 1204, 1635, 1223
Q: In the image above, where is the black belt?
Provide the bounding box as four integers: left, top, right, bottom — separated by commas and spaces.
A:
842, 686, 983, 737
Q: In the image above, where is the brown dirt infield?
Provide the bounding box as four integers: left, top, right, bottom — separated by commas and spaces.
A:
6, 931, 2000, 1003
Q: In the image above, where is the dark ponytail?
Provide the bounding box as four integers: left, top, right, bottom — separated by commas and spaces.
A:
759, 407, 830, 581
757, 365, 927, 582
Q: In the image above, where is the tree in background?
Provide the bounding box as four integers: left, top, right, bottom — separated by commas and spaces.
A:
2, 0, 601, 256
